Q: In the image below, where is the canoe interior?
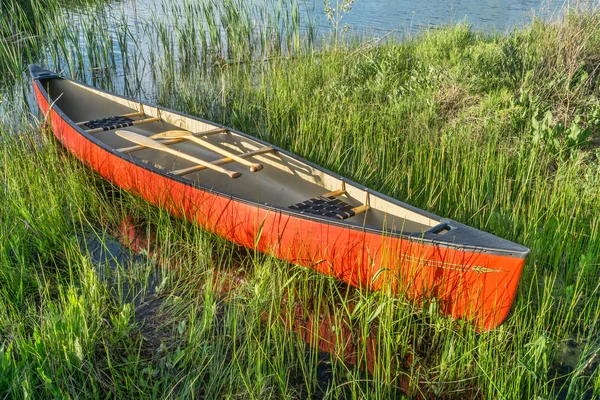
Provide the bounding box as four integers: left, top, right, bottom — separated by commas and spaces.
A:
42, 78, 441, 234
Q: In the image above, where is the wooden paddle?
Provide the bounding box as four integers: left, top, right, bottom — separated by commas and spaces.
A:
118, 128, 227, 153
172, 146, 274, 176
153, 130, 264, 172
116, 130, 242, 179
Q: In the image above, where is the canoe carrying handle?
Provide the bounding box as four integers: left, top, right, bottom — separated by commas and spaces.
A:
427, 223, 452, 235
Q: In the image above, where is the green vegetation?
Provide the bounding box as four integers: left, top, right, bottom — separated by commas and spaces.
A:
1, 0, 600, 398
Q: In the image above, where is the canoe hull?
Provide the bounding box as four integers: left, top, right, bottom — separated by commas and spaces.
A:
33, 81, 525, 330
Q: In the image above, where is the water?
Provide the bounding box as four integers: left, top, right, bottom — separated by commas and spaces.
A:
120, 0, 589, 35
49, 0, 590, 85
314, 0, 576, 35
7, 0, 595, 123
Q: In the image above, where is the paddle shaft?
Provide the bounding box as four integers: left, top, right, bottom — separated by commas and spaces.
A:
186, 135, 263, 172
155, 130, 263, 172
172, 146, 274, 176
116, 130, 241, 178
117, 128, 227, 153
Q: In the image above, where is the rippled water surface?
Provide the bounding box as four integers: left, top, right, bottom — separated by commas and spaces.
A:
6, 0, 594, 122
126, 0, 587, 34
315, 0, 575, 33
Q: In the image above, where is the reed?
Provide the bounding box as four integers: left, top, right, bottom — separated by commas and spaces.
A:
1, 0, 600, 398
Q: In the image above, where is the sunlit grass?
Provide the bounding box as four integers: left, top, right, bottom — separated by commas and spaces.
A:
1, 0, 600, 398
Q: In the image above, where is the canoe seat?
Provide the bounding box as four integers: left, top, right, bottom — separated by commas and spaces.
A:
289, 195, 359, 220
85, 115, 135, 131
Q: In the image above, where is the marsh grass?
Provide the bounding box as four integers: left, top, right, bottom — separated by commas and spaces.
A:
1, 0, 600, 398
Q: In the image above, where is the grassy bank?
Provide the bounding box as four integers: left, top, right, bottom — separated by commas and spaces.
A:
1, 1, 600, 398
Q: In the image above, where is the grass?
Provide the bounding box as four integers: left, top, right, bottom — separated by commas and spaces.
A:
1, 0, 600, 398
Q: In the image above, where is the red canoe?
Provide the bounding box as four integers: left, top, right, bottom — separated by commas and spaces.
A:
30, 65, 529, 329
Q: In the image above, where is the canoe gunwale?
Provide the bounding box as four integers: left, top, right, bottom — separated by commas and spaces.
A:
30, 65, 530, 260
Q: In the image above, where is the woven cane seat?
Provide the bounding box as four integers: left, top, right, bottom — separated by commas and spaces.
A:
288, 195, 357, 220
85, 115, 135, 131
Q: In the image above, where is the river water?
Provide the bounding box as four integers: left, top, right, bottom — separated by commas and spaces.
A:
123, 0, 588, 35
3, 0, 594, 126
313, 0, 577, 34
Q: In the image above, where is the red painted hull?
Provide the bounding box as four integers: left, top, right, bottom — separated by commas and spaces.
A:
33, 82, 526, 330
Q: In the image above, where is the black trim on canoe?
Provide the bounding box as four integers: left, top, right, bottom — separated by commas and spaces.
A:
29, 64, 61, 80
29, 64, 530, 259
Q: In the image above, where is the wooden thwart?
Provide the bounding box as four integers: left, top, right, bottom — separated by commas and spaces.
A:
172, 146, 274, 176
86, 116, 161, 134
115, 130, 241, 179
156, 130, 264, 172
116, 128, 227, 153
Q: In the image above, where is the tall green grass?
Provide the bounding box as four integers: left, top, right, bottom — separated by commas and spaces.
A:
1, 0, 600, 398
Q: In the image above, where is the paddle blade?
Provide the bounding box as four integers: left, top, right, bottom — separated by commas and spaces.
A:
149, 130, 191, 139
116, 130, 168, 151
